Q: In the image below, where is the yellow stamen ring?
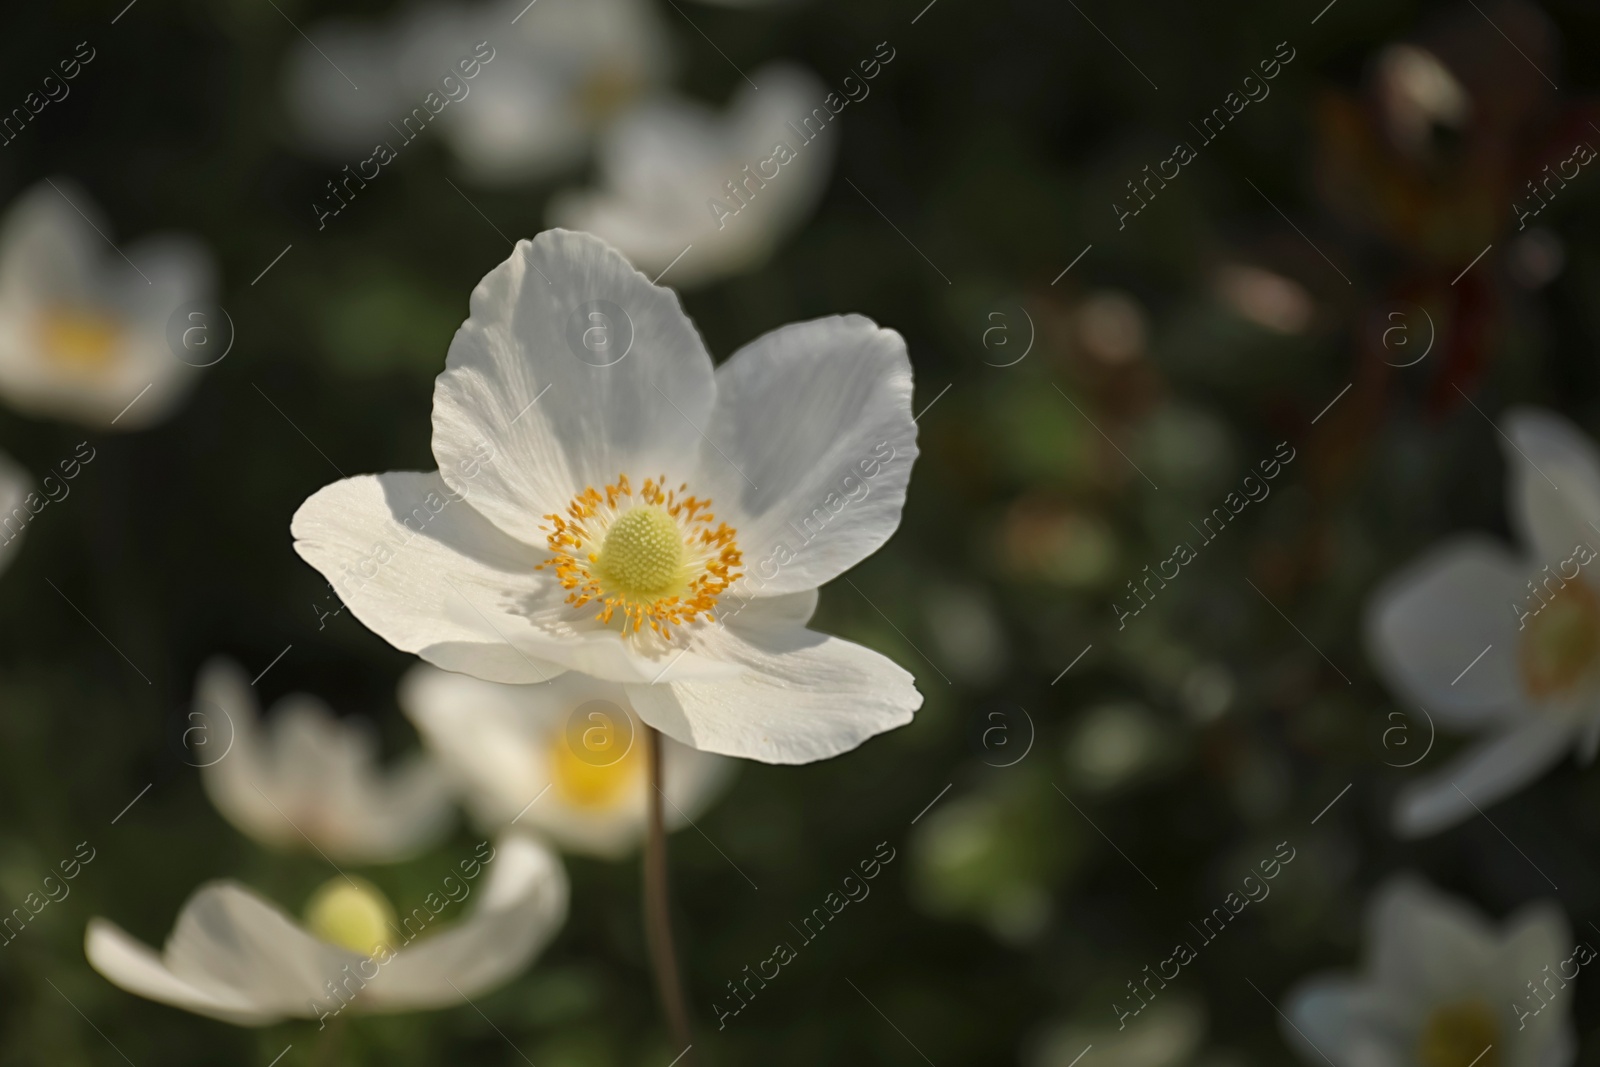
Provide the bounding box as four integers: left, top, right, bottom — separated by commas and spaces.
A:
540, 474, 742, 635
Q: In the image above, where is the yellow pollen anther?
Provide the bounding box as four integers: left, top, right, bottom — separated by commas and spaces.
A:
305, 876, 396, 957
539, 473, 742, 635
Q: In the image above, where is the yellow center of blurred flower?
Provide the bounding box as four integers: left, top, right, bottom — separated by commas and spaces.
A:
549, 730, 641, 810
576, 65, 639, 122
305, 876, 396, 958
1416, 998, 1499, 1067
37, 307, 122, 374
541, 474, 741, 635
1520, 580, 1600, 698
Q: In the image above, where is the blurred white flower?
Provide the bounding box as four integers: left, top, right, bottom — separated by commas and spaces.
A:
1368, 407, 1600, 836
286, 0, 673, 184
549, 65, 835, 287
1283, 876, 1573, 1067
0, 451, 29, 576
291, 229, 921, 764
400, 664, 731, 858
194, 658, 453, 864
0, 180, 213, 430
86, 833, 566, 1026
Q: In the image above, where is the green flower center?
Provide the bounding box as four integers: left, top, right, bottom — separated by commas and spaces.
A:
305, 876, 396, 957
1416, 998, 1498, 1067
594, 505, 688, 600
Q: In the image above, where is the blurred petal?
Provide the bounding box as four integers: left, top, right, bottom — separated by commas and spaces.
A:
400, 666, 733, 857
1283, 974, 1406, 1067
0, 451, 29, 576
1367, 876, 1499, 997
1505, 407, 1600, 565
549, 65, 835, 286
1498, 900, 1578, 1065
1366, 536, 1529, 728
362, 834, 568, 1009
88, 883, 361, 1025
196, 659, 453, 864
85, 918, 283, 1026
1391, 718, 1572, 837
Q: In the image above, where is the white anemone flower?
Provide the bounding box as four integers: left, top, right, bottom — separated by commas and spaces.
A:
548, 64, 836, 288
399, 664, 732, 858
86, 833, 567, 1026
1368, 407, 1600, 836
0, 180, 214, 430
291, 229, 922, 764
0, 450, 29, 577
286, 0, 673, 184
1283, 876, 1574, 1067
194, 658, 454, 864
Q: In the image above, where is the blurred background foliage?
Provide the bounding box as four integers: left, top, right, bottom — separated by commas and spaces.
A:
5, 0, 1600, 1063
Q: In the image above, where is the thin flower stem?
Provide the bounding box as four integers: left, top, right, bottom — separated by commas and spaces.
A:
311, 1015, 346, 1067
644, 725, 695, 1060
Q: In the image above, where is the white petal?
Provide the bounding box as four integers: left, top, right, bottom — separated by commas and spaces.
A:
196, 659, 453, 864
1283, 975, 1407, 1067
548, 65, 835, 287
1365, 537, 1530, 729
697, 315, 917, 597
89, 882, 362, 1025
291, 471, 567, 684
164, 884, 361, 1014
490, 600, 748, 683
105, 233, 214, 429
0, 179, 100, 303
1498, 899, 1578, 1067
1495, 898, 1571, 1003
429, 230, 716, 545
1391, 719, 1573, 837
362, 834, 568, 1009
1504, 406, 1600, 565
85, 919, 282, 1026
625, 594, 922, 763
1367, 876, 1501, 1002
399, 665, 733, 858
